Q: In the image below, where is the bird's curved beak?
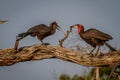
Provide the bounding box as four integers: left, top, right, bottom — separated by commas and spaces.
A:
56, 25, 63, 31
69, 24, 77, 32
56, 26, 60, 31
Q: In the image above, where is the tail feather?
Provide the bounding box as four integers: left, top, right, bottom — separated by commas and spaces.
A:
105, 42, 116, 51
17, 32, 31, 38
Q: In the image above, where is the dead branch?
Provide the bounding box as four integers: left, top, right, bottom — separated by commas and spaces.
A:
58, 26, 73, 47
14, 40, 19, 50
0, 44, 120, 66
59, 30, 71, 47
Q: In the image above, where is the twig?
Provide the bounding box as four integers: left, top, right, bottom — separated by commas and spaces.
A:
14, 40, 19, 50
59, 30, 71, 47
58, 26, 73, 47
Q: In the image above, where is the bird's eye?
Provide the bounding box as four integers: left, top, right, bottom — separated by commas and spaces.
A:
74, 25, 78, 28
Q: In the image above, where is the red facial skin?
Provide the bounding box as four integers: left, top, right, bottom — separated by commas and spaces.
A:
77, 24, 83, 33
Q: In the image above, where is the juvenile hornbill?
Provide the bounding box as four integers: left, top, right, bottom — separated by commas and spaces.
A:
71, 24, 116, 56
16, 21, 62, 45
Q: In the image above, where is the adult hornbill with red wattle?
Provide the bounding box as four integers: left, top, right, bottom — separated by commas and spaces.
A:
70, 24, 116, 56
16, 21, 62, 45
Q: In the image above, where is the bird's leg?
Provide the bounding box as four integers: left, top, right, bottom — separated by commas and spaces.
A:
40, 40, 45, 44
88, 47, 96, 56
95, 46, 101, 57
40, 40, 50, 46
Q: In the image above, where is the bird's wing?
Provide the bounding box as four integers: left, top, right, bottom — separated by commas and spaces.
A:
83, 28, 113, 40
27, 24, 50, 33
26, 24, 51, 37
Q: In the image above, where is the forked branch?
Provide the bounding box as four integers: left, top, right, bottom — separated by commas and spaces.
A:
58, 26, 73, 47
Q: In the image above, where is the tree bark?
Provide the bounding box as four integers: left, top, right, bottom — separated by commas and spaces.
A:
0, 44, 120, 66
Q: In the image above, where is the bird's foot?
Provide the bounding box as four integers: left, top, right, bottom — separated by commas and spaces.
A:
41, 43, 50, 46
87, 53, 94, 57
18, 46, 30, 51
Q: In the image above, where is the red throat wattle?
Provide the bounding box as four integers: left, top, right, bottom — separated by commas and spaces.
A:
77, 24, 82, 33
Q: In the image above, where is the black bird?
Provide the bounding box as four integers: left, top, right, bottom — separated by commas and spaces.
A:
71, 24, 116, 56
17, 21, 62, 45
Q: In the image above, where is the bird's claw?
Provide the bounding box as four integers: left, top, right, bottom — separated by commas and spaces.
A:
87, 53, 94, 57
42, 43, 50, 46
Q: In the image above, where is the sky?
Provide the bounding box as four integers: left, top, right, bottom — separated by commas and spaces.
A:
0, 0, 120, 80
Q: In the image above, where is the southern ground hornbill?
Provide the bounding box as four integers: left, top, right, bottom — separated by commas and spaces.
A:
16, 21, 62, 45
71, 24, 116, 56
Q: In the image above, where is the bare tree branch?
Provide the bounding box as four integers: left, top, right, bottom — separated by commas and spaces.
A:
0, 44, 120, 66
